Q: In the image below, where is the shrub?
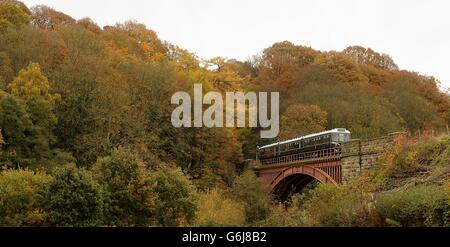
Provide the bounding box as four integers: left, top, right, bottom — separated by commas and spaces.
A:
195, 188, 245, 226
376, 185, 449, 227
0, 169, 51, 226
232, 170, 272, 224
298, 184, 380, 226
258, 202, 303, 227
194, 167, 222, 191
43, 164, 106, 226
92, 147, 157, 226
151, 165, 198, 226
393, 137, 441, 173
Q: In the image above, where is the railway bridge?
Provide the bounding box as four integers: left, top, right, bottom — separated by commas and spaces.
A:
254, 132, 405, 200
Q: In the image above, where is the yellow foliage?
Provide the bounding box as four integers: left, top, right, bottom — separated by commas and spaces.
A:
314, 51, 369, 83
0, 88, 6, 99
195, 188, 245, 226
206, 57, 244, 91
0, 128, 4, 147
7, 62, 60, 103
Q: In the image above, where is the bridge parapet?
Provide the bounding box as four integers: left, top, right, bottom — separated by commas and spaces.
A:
340, 132, 405, 183
341, 133, 401, 157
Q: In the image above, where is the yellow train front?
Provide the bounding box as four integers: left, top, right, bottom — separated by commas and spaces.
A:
257, 128, 351, 163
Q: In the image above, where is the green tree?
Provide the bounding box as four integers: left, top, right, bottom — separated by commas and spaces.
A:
260, 41, 318, 76
151, 165, 198, 226
26, 97, 57, 148
43, 164, 106, 226
232, 170, 272, 224
92, 147, 157, 226
0, 169, 51, 226
0, 95, 35, 166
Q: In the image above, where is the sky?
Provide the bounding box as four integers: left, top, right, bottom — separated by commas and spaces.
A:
22, 0, 450, 90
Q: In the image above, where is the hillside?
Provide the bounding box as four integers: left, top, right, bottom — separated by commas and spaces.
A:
0, 1, 449, 227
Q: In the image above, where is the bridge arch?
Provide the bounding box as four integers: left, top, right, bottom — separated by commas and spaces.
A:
269, 165, 338, 190
269, 165, 338, 201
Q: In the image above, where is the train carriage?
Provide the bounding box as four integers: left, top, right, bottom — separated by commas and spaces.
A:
257, 128, 351, 162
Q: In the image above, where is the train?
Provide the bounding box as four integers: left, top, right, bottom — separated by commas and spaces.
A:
257, 128, 351, 162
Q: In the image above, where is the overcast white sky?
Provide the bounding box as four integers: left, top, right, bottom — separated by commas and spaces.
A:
22, 0, 450, 90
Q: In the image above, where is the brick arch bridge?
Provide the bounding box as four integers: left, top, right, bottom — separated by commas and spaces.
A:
254, 132, 404, 201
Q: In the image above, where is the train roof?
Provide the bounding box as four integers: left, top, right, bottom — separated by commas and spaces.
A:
258, 128, 350, 149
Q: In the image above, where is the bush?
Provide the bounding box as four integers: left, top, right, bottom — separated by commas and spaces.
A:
298, 184, 380, 226
232, 170, 272, 224
0, 169, 51, 226
376, 185, 450, 227
43, 164, 106, 226
92, 147, 157, 226
393, 137, 441, 172
194, 167, 222, 191
151, 165, 198, 226
258, 202, 303, 227
194, 188, 245, 226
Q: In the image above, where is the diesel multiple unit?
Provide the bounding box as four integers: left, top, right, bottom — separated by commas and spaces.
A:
257, 128, 351, 162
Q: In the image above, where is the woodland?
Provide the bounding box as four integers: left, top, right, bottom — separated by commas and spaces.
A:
0, 1, 449, 227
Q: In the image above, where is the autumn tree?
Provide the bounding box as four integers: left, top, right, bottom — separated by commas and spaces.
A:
0, 63, 67, 168
0, 1, 30, 30
0, 52, 14, 85
313, 51, 369, 83
255, 41, 319, 93
0, 0, 30, 14
8, 63, 60, 151
115, 21, 167, 61
206, 56, 244, 91
280, 104, 328, 140
296, 79, 404, 138
76, 17, 101, 34
31, 5, 75, 29
8, 62, 60, 103
343, 45, 399, 71
195, 188, 245, 226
